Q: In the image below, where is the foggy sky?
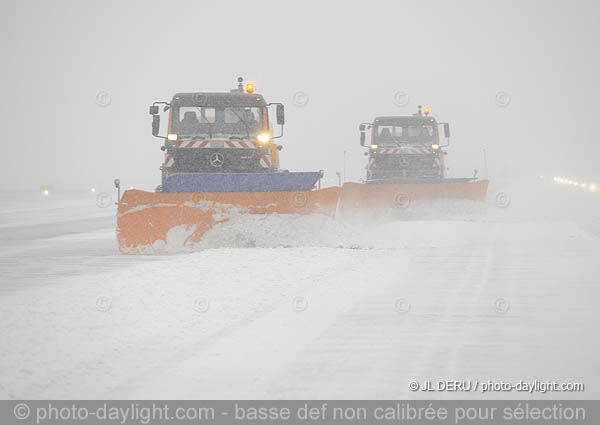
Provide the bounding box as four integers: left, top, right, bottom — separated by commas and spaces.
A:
1, 0, 599, 191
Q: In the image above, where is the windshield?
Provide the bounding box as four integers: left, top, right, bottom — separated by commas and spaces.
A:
171, 106, 264, 139
375, 124, 435, 145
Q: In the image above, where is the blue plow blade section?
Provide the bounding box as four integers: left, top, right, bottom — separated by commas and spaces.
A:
367, 177, 476, 185
162, 172, 322, 193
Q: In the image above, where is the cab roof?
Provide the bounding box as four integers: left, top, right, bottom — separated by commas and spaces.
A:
171, 92, 267, 107
373, 116, 437, 125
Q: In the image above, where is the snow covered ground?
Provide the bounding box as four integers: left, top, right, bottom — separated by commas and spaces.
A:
0, 180, 599, 399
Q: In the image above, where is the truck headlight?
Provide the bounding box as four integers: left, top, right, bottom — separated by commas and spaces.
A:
257, 133, 271, 144
431, 144, 440, 150
167, 134, 178, 141
370, 144, 378, 150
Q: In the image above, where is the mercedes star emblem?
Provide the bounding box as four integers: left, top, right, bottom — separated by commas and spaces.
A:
210, 153, 224, 167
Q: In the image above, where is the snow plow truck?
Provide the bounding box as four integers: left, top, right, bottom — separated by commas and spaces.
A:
337, 106, 489, 219
115, 78, 340, 253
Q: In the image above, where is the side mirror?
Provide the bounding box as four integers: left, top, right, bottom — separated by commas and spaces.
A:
444, 123, 450, 138
152, 115, 160, 136
113, 178, 120, 189
359, 124, 367, 146
149, 105, 159, 115
276, 104, 285, 125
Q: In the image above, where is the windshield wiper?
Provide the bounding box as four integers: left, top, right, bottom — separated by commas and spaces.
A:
228, 109, 250, 140
194, 107, 212, 139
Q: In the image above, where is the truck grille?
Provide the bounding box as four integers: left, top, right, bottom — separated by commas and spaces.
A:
369, 154, 440, 178
167, 148, 269, 173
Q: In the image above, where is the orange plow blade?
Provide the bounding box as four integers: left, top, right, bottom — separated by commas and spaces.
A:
116, 187, 341, 253
337, 180, 489, 221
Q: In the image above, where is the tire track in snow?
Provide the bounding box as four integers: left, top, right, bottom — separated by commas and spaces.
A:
107, 247, 386, 399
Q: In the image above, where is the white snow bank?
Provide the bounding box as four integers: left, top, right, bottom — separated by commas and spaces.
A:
196, 213, 361, 249
137, 184, 599, 254
142, 198, 497, 254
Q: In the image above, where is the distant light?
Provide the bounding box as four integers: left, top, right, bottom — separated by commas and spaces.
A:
591, 185, 597, 191
574, 181, 579, 186
167, 134, 178, 141
581, 183, 586, 188
43, 189, 49, 196
423, 107, 430, 116
129, 186, 134, 190
568, 181, 573, 185
91, 187, 96, 193
246, 83, 255, 93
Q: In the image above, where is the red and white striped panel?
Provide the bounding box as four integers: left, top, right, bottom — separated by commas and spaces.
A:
225, 140, 260, 149
366, 158, 375, 169
259, 155, 271, 169
178, 140, 209, 148
433, 157, 441, 168
164, 154, 174, 167
378, 145, 430, 155
177, 139, 260, 149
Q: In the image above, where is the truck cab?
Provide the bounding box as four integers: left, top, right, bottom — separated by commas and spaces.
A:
359, 106, 450, 181
149, 78, 285, 186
